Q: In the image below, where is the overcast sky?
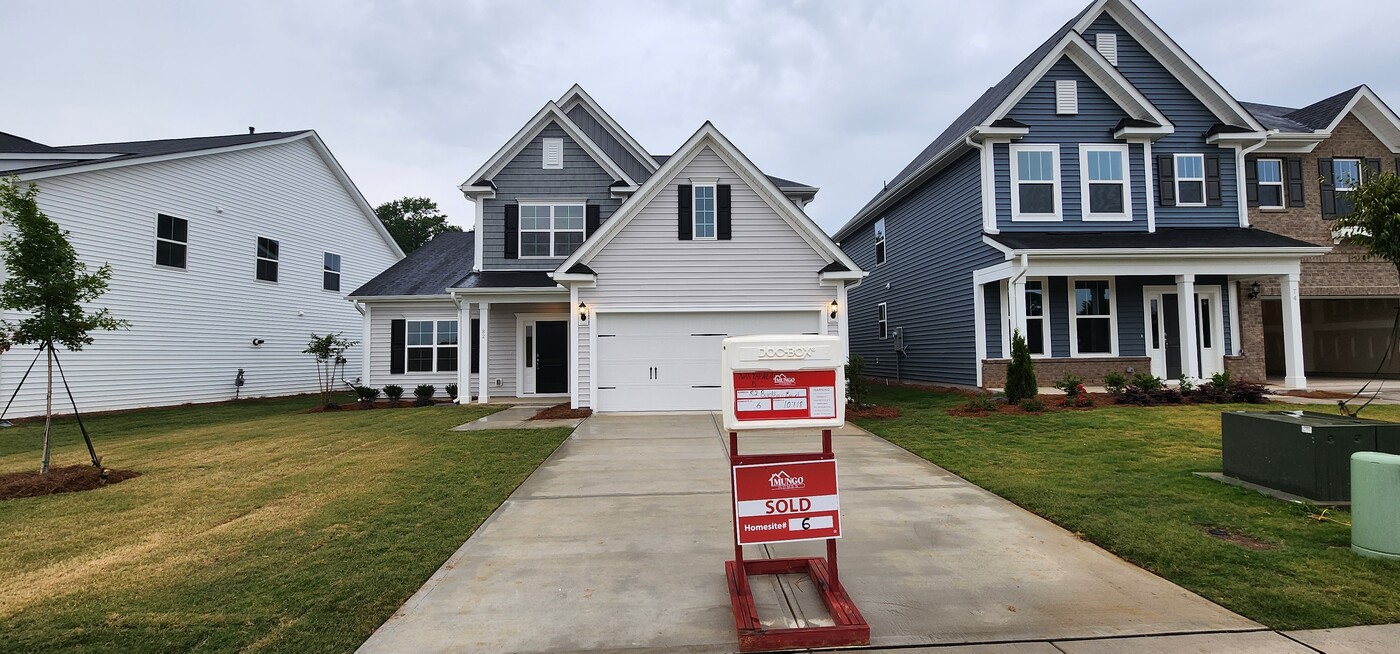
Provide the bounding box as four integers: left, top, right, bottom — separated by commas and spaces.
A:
4, 0, 1397, 234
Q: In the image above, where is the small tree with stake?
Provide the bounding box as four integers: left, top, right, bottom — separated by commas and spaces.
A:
0, 178, 128, 474
1331, 169, 1400, 415
303, 332, 357, 409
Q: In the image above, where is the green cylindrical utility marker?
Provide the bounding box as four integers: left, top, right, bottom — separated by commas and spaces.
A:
1352, 451, 1400, 561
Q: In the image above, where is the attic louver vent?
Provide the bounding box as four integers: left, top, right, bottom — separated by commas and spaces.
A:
1055, 80, 1078, 116
1096, 33, 1118, 66
542, 137, 563, 170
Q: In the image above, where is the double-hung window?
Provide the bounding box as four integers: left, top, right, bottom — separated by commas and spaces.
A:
155, 214, 188, 269
1071, 279, 1115, 356
1080, 145, 1130, 220
877, 303, 888, 340
1334, 158, 1362, 215
1175, 154, 1206, 206
1257, 159, 1285, 209
323, 252, 341, 291
1024, 279, 1048, 356
256, 237, 279, 282
1011, 144, 1061, 220
520, 204, 586, 258
693, 185, 716, 239
406, 320, 459, 373
874, 218, 886, 265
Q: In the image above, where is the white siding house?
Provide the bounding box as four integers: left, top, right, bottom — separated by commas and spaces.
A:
0, 130, 403, 417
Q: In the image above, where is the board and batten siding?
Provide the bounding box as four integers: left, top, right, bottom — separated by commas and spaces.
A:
995, 56, 1148, 231
843, 151, 1001, 386
2, 138, 401, 417
365, 301, 476, 394
1081, 13, 1239, 228
481, 122, 622, 271
565, 105, 651, 183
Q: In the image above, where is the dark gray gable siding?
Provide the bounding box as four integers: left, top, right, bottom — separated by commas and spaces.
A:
1081, 13, 1239, 228
565, 105, 652, 183
995, 56, 1147, 232
481, 122, 622, 271
842, 152, 1002, 386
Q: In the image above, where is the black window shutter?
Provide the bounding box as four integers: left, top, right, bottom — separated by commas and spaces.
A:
1319, 158, 1336, 217
1204, 156, 1222, 207
1156, 155, 1176, 206
585, 204, 600, 237
390, 319, 406, 375
470, 318, 480, 374
1365, 158, 1382, 181
677, 184, 693, 240
717, 185, 732, 240
1395, 157, 1400, 174
503, 204, 519, 259
1287, 158, 1306, 207
1244, 157, 1259, 208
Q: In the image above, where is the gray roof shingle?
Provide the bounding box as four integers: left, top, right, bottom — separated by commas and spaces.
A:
350, 231, 476, 297
5, 130, 312, 174
1284, 86, 1364, 130
0, 131, 60, 153
989, 227, 1318, 251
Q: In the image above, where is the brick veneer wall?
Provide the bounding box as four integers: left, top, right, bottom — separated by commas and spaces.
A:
1227, 280, 1268, 381
982, 357, 1152, 388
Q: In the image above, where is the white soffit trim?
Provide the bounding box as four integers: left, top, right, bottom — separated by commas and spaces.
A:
1078, 0, 1264, 132
457, 101, 636, 190
557, 84, 660, 173
1000, 246, 1330, 259
303, 131, 407, 259
555, 122, 863, 276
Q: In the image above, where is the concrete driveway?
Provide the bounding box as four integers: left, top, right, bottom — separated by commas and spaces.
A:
358, 414, 1265, 653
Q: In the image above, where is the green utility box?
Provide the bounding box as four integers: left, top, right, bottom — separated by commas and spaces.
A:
1352, 452, 1400, 560
1221, 411, 1400, 503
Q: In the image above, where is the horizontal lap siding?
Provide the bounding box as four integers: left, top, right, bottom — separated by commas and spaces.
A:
367, 301, 473, 392
996, 56, 1146, 232
2, 139, 401, 417
580, 147, 835, 309
482, 122, 622, 270
484, 302, 567, 398
1082, 14, 1239, 228
844, 152, 1000, 385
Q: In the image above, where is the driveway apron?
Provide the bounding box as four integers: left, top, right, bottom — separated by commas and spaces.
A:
357, 414, 1257, 653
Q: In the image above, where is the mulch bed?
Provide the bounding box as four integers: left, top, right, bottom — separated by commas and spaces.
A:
1275, 389, 1357, 400
847, 404, 900, 419
308, 400, 450, 413
0, 465, 140, 501
532, 403, 593, 420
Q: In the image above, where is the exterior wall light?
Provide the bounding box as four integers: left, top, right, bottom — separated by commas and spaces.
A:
829, 300, 840, 320
1248, 281, 1261, 300
578, 302, 589, 322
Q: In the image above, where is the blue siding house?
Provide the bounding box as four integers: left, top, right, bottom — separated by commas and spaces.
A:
835, 0, 1328, 390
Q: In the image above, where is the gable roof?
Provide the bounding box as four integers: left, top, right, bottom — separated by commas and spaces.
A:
555, 122, 860, 277
0, 131, 61, 153
1245, 85, 1400, 151
458, 101, 636, 191
557, 85, 659, 176
652, 154, 815, 192
350, 230, 475, 297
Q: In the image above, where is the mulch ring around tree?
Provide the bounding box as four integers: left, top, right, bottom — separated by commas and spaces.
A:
847, 404, 900, 419
0, 465, 140, 501
948, 393, 1116, 418
532, 403, 593, 420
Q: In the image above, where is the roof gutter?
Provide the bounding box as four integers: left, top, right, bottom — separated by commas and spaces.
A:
1001, 246, 1331, 259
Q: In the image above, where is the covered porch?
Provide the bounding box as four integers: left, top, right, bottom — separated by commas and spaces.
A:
450, 278, 574, 405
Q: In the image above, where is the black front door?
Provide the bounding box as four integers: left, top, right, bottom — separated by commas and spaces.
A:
535, 321, 568, 394
1162, 294, 1182, 379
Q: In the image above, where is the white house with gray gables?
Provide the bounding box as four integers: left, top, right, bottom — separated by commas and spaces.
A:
349, 85, 863, 411
0, 129, 404, 416
835, 0, 1332, 391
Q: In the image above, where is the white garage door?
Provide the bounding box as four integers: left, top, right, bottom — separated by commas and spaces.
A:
595, 311, 821, 412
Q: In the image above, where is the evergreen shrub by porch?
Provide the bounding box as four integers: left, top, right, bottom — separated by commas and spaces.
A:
1103, 372, 1127, 395
446, 383, 458, 401
413, 384, 435, 406
846, 355, 871, 407
383, 384, 404, 401
1053, 373, 1093, 408
1185, 371, 1269, 404
1114, 373, 1183, 406
354, 385, 381, 403
1004, 330, 1038, 403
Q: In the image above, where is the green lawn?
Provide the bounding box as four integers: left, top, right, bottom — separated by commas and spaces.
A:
855, 385, 1400, 630
0, 394, 571, 653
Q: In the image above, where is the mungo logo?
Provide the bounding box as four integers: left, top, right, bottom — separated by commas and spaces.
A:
772, 373, 797, 386
769, 470, 805, 490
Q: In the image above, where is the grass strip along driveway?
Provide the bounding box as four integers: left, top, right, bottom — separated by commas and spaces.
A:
0, 395, 570, 653
855, 385, 1400, 631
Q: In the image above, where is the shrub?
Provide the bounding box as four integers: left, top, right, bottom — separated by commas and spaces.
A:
1117, 373, 1183, 406
414, 384, 436, 406
962, 393, 999, 413
1052, 373, 1084, 395
383, 384, 404, 401
354, 385, 381, 403
1130, 372, 1164, 392
1004, 330, 1038, 403
1187, 371, 1269, 404
1103, 372, 1128, 395
446, 383, 458, 401
1019, 397, 1046, 413
846, 355, 871, 407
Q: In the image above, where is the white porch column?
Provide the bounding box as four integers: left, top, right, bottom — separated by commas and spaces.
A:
457, 300, 472, 404
1280, 273, 1308, 389
1009, 278, 1027, 344
1176, 274, 1199, 380
477, 302, 490, 404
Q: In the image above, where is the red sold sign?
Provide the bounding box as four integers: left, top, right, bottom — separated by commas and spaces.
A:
731, 369, 839, 424
733, 459, 841, 545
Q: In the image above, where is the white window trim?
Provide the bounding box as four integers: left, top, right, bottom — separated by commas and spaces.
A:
255, 237, 279, 283
1257, 158, 1285, 210
518, 202, 586, 259
692, 183, 717, 241
323, 252, 341, 292
1068, 277, 1118, 358
1079, 144, 1132, 221
874, 218, 887, 265
877, 302, 888, 340
1334, 158, 1363, 192
1024, 277, 1052, 359
1010, 143, 1063, 222
406, 319, 460, 373
1174, 153, 1207, 207
154, 213, 188, 270
542, 137, 563, 170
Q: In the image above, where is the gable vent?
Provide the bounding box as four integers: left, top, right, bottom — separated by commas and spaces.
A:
1055, 80, 1078, 116
542, 137, 563, 169
1096, 33, 1118, 66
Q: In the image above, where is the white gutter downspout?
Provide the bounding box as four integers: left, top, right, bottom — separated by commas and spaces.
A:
1007, 252, 1030, 348
966, 136, 997, 234
1237, 135, 1270, 228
